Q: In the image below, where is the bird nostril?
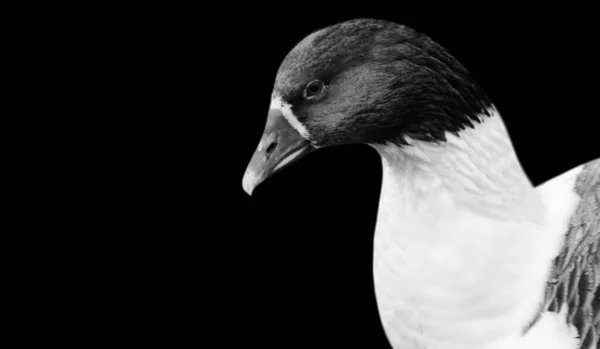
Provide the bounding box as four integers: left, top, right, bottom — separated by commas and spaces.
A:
266, 142, 277, 155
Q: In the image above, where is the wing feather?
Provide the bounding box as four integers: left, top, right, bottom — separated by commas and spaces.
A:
543, 159, 600, 349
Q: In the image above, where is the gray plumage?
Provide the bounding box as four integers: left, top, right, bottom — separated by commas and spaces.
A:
542, 160, 600, 348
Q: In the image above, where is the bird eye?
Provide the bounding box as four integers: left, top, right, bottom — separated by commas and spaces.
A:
303, 80, 326, 99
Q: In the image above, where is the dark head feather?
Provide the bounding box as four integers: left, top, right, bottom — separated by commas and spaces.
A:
273, 19, 492, 147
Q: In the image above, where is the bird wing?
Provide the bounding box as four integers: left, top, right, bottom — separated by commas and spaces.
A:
538, 159, 600, 348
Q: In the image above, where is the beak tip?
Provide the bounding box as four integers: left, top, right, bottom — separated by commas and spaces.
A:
242, 169, 257, 196
243, 185, 254, 196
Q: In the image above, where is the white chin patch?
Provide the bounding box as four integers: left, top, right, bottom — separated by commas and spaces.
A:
270, 95, 310, 140
274, 147, 305, 172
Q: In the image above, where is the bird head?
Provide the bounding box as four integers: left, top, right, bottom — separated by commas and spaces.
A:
242, 18, 492, 195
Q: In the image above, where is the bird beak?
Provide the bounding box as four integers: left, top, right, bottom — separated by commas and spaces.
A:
242, 109, 315, 195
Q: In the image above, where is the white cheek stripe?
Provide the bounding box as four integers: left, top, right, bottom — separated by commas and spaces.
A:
270, 95, 310, 140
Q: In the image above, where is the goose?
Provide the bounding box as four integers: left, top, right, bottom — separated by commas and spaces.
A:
241, 19, 599, 349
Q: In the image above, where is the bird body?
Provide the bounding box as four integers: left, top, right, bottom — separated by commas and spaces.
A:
242, 19, 599, 348
372, 106, 593, 348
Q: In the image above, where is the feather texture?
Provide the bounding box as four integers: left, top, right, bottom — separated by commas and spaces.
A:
541, 160, 600, 349
371, 108, 599, 349
243, 18, 600, 349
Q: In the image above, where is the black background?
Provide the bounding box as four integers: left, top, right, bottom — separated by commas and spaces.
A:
96, 7, 599, 348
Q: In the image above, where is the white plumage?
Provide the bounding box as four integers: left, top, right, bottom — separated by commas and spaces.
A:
371, 106, 598, 348
241, 18, 599, 349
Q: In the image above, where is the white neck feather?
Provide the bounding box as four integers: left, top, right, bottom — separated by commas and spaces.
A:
373, 107, 541, 221
370, 107, 563, 349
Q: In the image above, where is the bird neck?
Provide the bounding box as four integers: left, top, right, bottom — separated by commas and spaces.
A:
370, 107, 555, 349
373, 106, 542, 221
